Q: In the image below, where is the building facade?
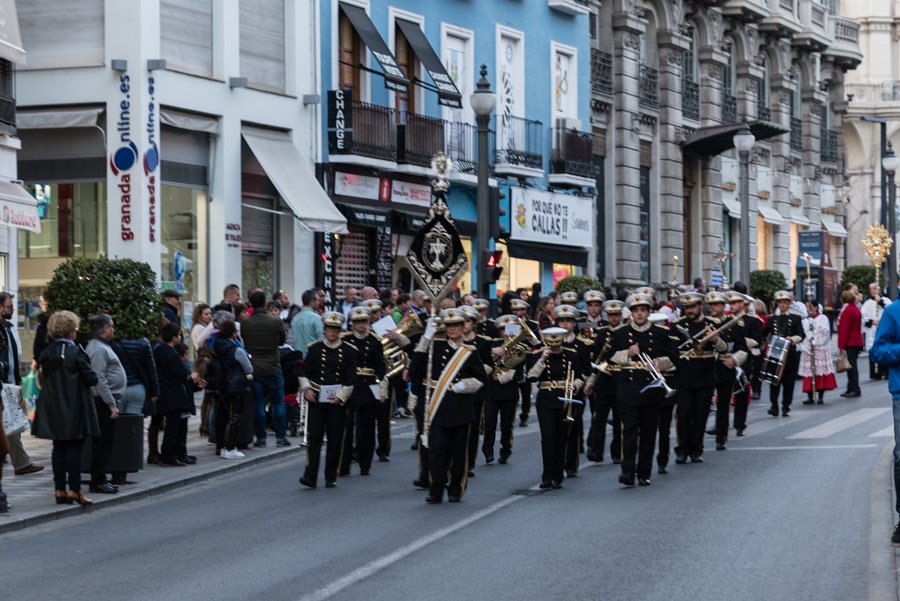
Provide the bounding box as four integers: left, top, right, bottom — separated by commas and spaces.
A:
317, 0, 592, 301
590, 0, 861, 296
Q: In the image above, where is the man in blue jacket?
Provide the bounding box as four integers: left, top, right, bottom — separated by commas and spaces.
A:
869, 299, 900, 543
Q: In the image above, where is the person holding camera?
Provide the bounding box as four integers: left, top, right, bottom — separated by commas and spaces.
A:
863, 282, 892, 380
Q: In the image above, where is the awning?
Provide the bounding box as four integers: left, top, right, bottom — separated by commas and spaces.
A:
161, 108, 219, 134
722, 197, 742, 218
822, 218, 848, 238
758, 205, 786, 226
0, 181, 40, 233
340, 204, 391, 228
0, 0, 25, 65
682, 120, 790, 157
241, 126, 348, 233
17, 107, 103, 129
339, 3, 410, 93
788, 209, 812, 227
395, 19, 462, 108
507, 240, 588, 267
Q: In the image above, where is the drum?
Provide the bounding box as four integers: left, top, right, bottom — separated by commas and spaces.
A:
760, 336, 790, 385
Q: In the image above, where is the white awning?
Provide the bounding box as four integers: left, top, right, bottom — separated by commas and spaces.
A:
160, 108, 219, 134
722, 197, 742, 218
822, 218, 848, 238
0, 0, 25, 65
17, 107, 103, 129
757, 205, 786, 226
788, 209, 812, 227
0, 181, 40, 232
241, 126, 347, 234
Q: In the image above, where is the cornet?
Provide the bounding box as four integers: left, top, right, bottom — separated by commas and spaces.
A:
638, 352, 677, 398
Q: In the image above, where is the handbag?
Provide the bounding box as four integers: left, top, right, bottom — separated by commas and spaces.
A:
1, 384, 29, 436
835, 349, 851, 373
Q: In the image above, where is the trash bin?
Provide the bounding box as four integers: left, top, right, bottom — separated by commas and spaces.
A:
81, 414, 145, 473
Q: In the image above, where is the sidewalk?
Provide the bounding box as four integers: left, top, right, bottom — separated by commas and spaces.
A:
0, 414, 303, 535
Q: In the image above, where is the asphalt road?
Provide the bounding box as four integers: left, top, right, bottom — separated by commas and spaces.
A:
0, 379, 893, 601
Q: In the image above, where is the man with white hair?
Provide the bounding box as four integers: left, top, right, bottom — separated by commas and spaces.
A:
863, 281, 891, 380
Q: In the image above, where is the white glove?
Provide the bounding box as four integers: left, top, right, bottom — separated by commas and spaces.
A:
423, 318, 438, 341
789, 335, 803, 345
451, 381, 466, 394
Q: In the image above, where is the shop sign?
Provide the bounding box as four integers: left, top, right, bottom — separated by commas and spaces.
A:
328, 89, 353, 154
335, 171, 381, 201
0, 196, 40, 233
391, 180, 431, 207
144, 75, 159, 243
110, 73, 137, 242
798, 230, 831, 267
316, 233, 336, 310
375, 224, 393, 289
509, 188, 592, 247
226, 222, 242, 248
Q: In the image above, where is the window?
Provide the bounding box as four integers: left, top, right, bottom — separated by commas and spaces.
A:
757, 58, 770, 120
161, 0, 213, 77
160, 185, 208, 303
18, 182, 107, 261
757, 215, 770, 270
639, 165, 651, 284
682, 28, 697, 84
338, 8, 363, 91
18, 0, 104, 69
239, 0, 286, 93
551, 43, 578, 119
394, 23, 418, 120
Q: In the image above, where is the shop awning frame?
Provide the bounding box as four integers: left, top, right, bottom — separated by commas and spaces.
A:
17, 106, 103, 129
506, 240, 588, 268
339, 2, 410, 94
788, 209, 812, 227
0, 0, 25, 65
722, 197, 742, 218
161, 108, 219, 134
395, 19, 462, 108
241, 126, 348, 234
0, 180, 40, 233
822, 218, 848, 238
758, 205, 786, 226
682, 120, 790, 157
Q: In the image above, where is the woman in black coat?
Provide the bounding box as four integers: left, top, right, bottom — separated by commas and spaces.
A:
32, 310, 99, 506
152, 322, 201, 466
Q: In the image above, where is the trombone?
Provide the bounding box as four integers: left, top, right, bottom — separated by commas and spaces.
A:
638, 352, 677, 398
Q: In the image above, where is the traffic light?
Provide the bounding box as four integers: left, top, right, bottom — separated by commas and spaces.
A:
486, 249, 504, 283
489, 187, 507, 240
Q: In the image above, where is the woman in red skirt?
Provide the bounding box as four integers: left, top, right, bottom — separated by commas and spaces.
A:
799, 297, 837, 404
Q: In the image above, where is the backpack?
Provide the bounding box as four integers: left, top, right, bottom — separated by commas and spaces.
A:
196, 344, 221, 393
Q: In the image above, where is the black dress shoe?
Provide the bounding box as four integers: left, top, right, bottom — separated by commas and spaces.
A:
817, 400, 824, 405
658, 466, 668, 475
325, 481, 336, 488
360, 469, 370, 476
467, 470, 475, 478
410, 441, 419, 451
705, 428, 716, 435
89, 482, 119, 494
802, 399, 815, 405
299, 476, 316, 488
448, 494, 461, 502
675, 454, 688, 465
519, 420, 528, 428
377, 455, 390, 462
586, 451, 602, 463
178, 456, 197, 465
690, 454, 703, 463
638, 478, 651, 487
845, 391, 861, 398
551, 481, 563, 489
425, 495, 442, 504
736, 428, 745, 437
840, 391, 850, 397
716, 443, 727, 451
612, 458, 622, 465
412, 478, 429, 489
618, 474, 635, 487
539, 481, 553, 489
768, 406, 779, 416
498, 454, 510, 465
484, 455, 494, 465
782, 409, 790, 417
159, 459, 186, 467
339, 469, 350, 476
565, 469, 578, 478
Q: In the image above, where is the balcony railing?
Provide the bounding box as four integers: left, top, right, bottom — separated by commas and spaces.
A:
550, 127, 595, 179
821, 128, 840, 163
495, 115, 543, 170
790, 116, 803, 151
682, 79, 700, 120
758, 104, 771, 121
591, 48, 613, 97
0, 59, 15, 129
639, 64, 659, 109
722, 93, 737, 124
398, 112, 445, 168
346, 100, 396, 162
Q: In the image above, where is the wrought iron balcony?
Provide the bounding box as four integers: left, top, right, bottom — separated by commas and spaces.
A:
494, 114, 543, 175
682, 80, 700, 121
757, 105, 771, 122
397, 112, 445, 168
550, 127, 595, 180
329, 98, 397, 162
591, 48, 613, 97
820, 128, 840, 163
722, 93, 737, 124
790, 116, 803, 151
639, 64, 659, 110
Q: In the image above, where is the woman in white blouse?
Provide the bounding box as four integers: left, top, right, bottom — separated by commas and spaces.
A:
799, 298, 837, 404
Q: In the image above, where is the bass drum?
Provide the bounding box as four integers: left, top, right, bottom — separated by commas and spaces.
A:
760, 336, 791, 386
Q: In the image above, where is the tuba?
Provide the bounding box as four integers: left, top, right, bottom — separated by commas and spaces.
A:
495, 318, 540, 370
382, 311, 425, 378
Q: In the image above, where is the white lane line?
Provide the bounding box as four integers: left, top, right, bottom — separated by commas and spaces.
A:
787, 408, 891, 439
732, 411, 815, 438
728, 444, 878, 451
868, 426, 895, 438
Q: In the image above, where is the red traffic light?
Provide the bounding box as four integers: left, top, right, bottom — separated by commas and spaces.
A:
486, 250, 504, 268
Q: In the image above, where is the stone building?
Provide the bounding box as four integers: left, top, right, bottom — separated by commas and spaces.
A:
589, 0, 862, 292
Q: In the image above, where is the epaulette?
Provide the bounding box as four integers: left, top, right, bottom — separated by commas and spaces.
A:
342, 341, 358, 351
476, 334, 495, 341
461, 343, 476, 351
611, 323, 629, 332
562, 345, 577, 352
576, 336, 594, 345
706, 316, 721, 325
653, 323, 671, 331
340, 331, 352, 338
306, 340, 319, 348
673, 315, 687, 324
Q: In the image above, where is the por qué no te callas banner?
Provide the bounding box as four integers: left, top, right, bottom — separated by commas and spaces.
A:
509, 187, 592, 248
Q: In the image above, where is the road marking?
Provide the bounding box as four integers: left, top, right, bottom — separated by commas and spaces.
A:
867, 426, 894, 438
728, 444, 878, 451
731, 411, 815, 438
787, 408, 891, 439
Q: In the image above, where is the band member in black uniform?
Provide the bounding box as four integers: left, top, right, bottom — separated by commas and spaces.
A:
482, 314, 525, 464
672, 292, 726, 464
585, 299, 625, 464
554, 304, 591, 478
604, 293, 676, 487
339, 307, 387, 476
410, 308, 486, 504
360, 299, 393, 462
527, 326, 583, 489
511, 298, 540, 427
410, 319, 442, 490
298, 312, 357, 489
461, 305, 495, 476
470, 298, 501, 339
559, 291, 579, 307
764, 290, 805, 417
706, 291, 748, 451
729, 292, 762, 435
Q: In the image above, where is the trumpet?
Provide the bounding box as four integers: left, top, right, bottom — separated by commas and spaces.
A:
678, 316, 741, 359
563, 366, 576, 423
638, 352, 677, 398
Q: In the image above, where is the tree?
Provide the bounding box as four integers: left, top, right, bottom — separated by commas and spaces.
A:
749, 269, 788, 308
44, 257, 161, 340
555, 275, 603, 295
840, 264, 882, 294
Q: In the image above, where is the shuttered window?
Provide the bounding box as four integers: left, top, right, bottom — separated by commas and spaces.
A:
161, 0, 213, 77
335, 228, 371, 293
239, 0, 286, 93
18, 0, 104, 69
241, 198, 275, 254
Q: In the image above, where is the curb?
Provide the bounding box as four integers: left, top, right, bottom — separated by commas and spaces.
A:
869, 441, 900, 601
0, 445, 303, 536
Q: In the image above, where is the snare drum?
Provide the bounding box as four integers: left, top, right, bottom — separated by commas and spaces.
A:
760, 336, 791, 385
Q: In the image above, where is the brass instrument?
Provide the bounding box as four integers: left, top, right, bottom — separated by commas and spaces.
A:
678, 316, 741, 359
563, 366, 576, 423
638, 353, 677, 398
495, 318, 540, 370
382, 312, 425, 378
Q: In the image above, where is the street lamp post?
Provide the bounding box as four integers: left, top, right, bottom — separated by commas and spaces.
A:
470, 65, 496, 300
883, 142, 900, 299
733, 121, 756, 288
